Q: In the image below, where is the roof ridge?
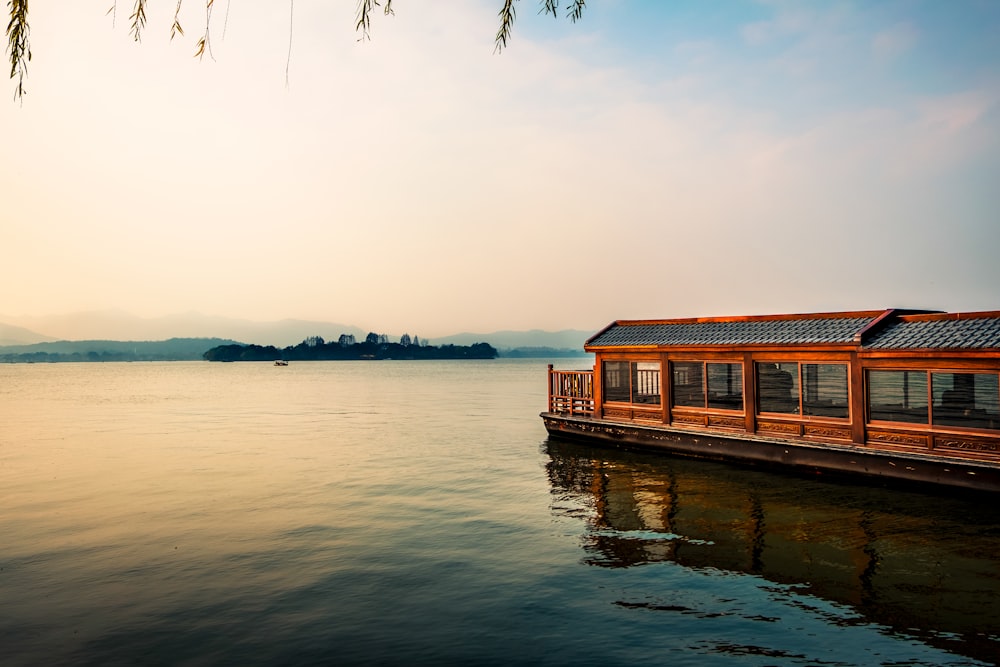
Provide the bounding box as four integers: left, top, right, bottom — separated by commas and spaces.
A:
613, 310, 889, 327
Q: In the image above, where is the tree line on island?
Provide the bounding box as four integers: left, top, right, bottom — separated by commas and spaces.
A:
0, 338, 238, 364
203, 333, 498, 362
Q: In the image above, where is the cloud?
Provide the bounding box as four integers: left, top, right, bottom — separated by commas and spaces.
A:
917, 89, 996, 136
871, 21, 919, 63
674, 40, 717, 66
740, 2, 826, 46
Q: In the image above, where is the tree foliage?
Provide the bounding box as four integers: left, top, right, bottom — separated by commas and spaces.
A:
5, 0, 29, 100
0, 337, 239, 363
6, 0, 586, 101
203, 337, 498, 362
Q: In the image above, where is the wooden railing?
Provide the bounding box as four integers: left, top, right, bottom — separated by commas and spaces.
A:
547, 365, 595, 416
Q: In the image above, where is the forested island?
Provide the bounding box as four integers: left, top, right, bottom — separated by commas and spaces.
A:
204, 334, 498, 362
0, 338, 238, 363
0, 333, 582, 364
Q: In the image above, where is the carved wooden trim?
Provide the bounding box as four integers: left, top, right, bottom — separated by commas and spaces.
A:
757, 421, 800, 435
804, 425, 851, 440
935, 437, 998, 453
708, 415, 745, 430
867, 430, 927, 447
672, 413, 705, 426
604, 408, 631, 420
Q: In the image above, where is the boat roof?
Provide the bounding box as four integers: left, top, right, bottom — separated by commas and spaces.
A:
586, 309, 1000, 351
864, 312, 1000, 350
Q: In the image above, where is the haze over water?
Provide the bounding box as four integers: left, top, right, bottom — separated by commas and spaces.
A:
2, 360, 998, 665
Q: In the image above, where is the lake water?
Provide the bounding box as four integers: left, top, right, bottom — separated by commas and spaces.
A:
1, 360, 998, 666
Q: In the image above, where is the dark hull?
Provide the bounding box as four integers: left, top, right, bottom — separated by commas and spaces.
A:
541, 412, 1000, 493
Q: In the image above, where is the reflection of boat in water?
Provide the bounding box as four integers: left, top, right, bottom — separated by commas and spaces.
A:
544, 436, 1000, 665
274, 360, 288, 366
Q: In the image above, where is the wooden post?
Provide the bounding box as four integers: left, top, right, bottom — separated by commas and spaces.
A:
849, 352, 865, 445
593, 357, 602, 419
547, 364, 554, 413
743, 352, 757, 434
661, 353, 671, 424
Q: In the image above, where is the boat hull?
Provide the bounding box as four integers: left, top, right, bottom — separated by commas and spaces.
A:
541, 412, 1000, 493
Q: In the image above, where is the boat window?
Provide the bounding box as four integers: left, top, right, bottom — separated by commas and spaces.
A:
802, 364, 849, 418
672, 362, 704, 407
757, 362, 799, 414
603, 361, 631, 403
707, 363, 744, 410
867, 370, 928, 424
671, 362, 743, 411
604, 361, 661, 405
632, 362, 662, 405
931, 372, 1000, 430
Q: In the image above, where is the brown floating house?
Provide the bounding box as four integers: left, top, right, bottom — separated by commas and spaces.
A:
542, 309, 1000, 492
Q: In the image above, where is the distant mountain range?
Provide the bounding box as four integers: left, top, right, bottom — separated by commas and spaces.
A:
0, 311, 594, 355
0, 338, 240, 363
0, 322, 57, 346
0, 310, 367, 348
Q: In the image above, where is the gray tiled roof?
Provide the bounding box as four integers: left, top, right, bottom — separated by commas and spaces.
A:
864, 317, 1000, 350
588, 317, 876, 348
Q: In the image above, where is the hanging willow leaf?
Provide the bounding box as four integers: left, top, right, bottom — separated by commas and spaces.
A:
355, 0, 376, 40
130, 0, 147, 42
6, 0, 30, 101
567, 0, 585, 22
495, 0, 516, 53
355, 0, 395, 41
496, 1, 586, 51
170, 0, 184, 40
195, 0, 215, 61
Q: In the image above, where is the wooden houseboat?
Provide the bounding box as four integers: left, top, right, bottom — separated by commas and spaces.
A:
542, 309, 1000, 492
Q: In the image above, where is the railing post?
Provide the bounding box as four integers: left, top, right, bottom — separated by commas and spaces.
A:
547, 364, 554, 413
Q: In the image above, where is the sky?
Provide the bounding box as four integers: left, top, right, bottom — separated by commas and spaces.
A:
3, 0, 999, 338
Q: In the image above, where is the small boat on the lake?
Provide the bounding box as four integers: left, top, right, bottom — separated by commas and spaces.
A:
542, 308, 1000, 492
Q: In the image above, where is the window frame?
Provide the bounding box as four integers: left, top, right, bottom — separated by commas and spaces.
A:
801, 362, 850, 419
866, 368, 929, 426
670, 360, 745, 414
866, 367, 1000, 432
755, 361, 851, 421
602, 359, 662, 406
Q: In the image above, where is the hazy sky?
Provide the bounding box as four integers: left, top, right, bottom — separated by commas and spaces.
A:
3, 1, 998, 337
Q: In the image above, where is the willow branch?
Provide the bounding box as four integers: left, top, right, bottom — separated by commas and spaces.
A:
6, 0, 30, 101
495, 0, 516, 53
566, 0, 585, 22
355, 0, 376, 40
130, 0, 147, 42
194, 0, 215, 60
170, 0, 184, 40
355, 0, 394, 42
285, 0, 293, 88
6, 0, 585, 102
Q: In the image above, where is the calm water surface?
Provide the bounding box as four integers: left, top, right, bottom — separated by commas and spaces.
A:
1, 360, 998, 666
